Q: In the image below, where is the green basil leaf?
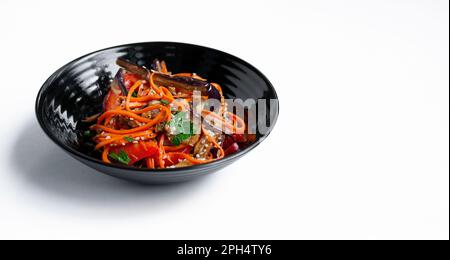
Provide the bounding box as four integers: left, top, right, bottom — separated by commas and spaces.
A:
109, 150, 131, 165
171, 133, 191, 146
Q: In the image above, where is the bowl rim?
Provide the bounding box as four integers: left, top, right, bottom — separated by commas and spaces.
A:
35, 41, 279, 173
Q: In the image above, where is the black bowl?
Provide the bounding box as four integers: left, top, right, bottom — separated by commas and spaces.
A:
35, 42, 279, 184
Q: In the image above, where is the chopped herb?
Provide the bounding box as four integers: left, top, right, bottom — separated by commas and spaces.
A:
168, 112, 198, 145
124, 136, 134, 142
171, 133, 192, 146
109, 150, 131, 165
132, 91, 138, 98
161, 99, 170, 105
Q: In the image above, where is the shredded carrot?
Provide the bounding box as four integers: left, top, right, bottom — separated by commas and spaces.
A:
202, 110, 246, 134
97, 106, 168, 124
92, 118, 162, 135
146, 158, 155, 169
149, 73, 164, 95
160, 86, 174, 102
126, 80, 144, 111
163, 144, 188, 152
102, 146, 111, 163
94, 130, 157, 150
158, 134, 166, 168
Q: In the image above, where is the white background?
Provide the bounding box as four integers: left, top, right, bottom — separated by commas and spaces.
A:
0, 0, 448, 240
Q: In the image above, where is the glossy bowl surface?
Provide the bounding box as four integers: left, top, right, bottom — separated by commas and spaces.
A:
36, 42, 279, 184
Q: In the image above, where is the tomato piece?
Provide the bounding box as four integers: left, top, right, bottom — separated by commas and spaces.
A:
103, 87, 122, 111
104, 72, 141, 111
232, 134, 247, 143
164, 154, 183, 167
110, 141, 159, 165
222, 135, 235, 150
224, 142, 239, 156
122, 72, 141, 88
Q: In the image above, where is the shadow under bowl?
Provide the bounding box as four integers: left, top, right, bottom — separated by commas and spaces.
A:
35, 42, 279, 184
